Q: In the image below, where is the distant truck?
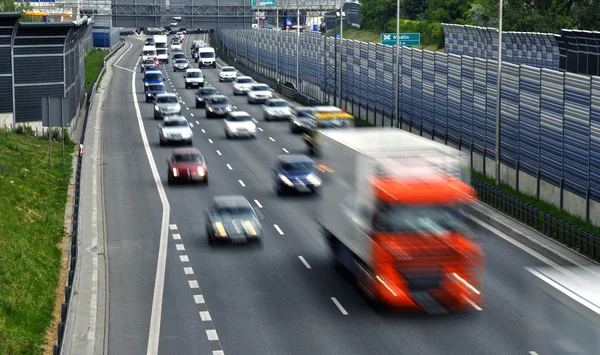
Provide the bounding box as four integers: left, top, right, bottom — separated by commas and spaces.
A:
316, 128, 484, 313
527, 266, 600, 355
153, 35, 169, 63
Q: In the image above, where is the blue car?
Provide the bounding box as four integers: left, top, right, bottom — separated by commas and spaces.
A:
143, 70, 164, 86
145, 83, 167, 102
272, 155, 322, 195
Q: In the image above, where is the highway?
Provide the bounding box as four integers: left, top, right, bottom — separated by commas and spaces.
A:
102, 34, 549, 355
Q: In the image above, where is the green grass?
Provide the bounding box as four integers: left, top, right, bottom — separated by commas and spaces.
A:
0, 130, 75, 355
471, 170, 600, 236
84, 48, 108, 93
326, 28, 444, 52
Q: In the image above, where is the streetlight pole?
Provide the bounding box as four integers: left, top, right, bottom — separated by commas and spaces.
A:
394, 0, 400, 128
276, 8, 279, 82
338, 0, 343, 109
495, 0, 503, 185
296, 0, 300, 88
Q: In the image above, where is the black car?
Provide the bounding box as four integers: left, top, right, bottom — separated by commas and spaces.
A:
272, 154, 322, 195
172, 53, 186, 62
204, 195, 262, 244
144, 83, 167, 103
289, 107, 315, 134
195, 87, 218, 108
204, 95, 233, 118
140, 59, 157, 73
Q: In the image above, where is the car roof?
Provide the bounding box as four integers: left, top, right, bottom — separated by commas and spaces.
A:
156, 93, 177, 98
221, 66, 235, 69
228, 111, 250, 116
252, 83, 269, 88
267, 98, 286, 103
278, 154, 314, 163
186, 68, 201, 72
163, 115, 187, 122
236, 76, 252, 80
172, 147, 201, 156
208, 94, 227, 100
211, 195, 250, 207
145, 70, 162, 75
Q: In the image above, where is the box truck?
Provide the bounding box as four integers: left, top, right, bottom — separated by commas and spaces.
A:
317, 127, 484, 313
153, 35, 169, 63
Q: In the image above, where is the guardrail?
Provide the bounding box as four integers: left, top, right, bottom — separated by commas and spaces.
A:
53, 41, 126, 355
210, 33, 600, 263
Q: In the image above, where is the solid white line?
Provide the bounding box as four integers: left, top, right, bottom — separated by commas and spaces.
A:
282, 148, 289, 153
189, 280, 200, 289
169, 224, 177, 230
202, 129, 206, 133
227, 164, 232, 170
184, 267, 194, 275
258, 127, 263, 131
331, 297, 348, 315
269, 137, 275, 142
274, 224, 284, 235
194, 294, 205, 304
175, 244, 185, 251
238, 179, 245, 187
208, 139, 213, 143
179, 255, 189, 262
189, 123, 194, 128
206, 329, 219, 341
216, 150, 222, 155
254, 199, 263, 208
298, 256, 312, 269
199, 311, 212, 321
132, 54, 172, 355
115, 65, 135, 73
462, 295, 483, 311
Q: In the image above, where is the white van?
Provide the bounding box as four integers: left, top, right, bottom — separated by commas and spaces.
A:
197, 47, 216, 68
142, 45, 157, 61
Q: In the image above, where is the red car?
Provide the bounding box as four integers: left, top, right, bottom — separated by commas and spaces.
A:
167, 148, 208, 184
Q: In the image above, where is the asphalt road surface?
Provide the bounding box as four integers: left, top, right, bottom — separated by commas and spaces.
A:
103, 34, 548, 355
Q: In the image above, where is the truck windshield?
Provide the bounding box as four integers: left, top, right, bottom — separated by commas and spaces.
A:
373, 205, 469, 234
155, 43, 167, 49
200, 52, 214, 58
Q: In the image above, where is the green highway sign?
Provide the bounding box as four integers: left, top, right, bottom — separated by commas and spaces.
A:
251, 0, 276, 6
381, 33, 420, 46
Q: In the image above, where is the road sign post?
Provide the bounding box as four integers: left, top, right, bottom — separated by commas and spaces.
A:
42, 97, 69, 173
380, 33, 420, 46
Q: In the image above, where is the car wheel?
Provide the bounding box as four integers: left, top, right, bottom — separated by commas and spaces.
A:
159, 139, 165, 146
145, 98, 150, 103
167, 175, 173, 184
196, 102, 200, 108
200, 83, 204, 87
207, 230, 214, 245
204, 176, 209, 185
186, 139, 192, 145
275, 181, 283, 196
225, 131, 231, 139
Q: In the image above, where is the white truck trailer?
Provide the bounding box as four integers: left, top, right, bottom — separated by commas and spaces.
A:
153, 35, 169, 63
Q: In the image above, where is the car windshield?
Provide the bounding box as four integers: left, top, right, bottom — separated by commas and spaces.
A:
176, 59, 187, 63
295, 109, 314, 117
200, 89, 217, 95
200, 52, 214, 58
210, 97, 228, 105
143, 59, 154, 64
373, 205, 471, 234
143, 50, 156, 56
174, 54, 185, 59
164, 120, 188, 127
157, 96, 178, 103
228, 115, 252, 122
252, 85, 269, 91
237, 78, 253, 84
148, 85, 165, 91
270, 101, 288, 107
156, 49, 167, 54
216, 205, 254, 218
156, 43, 167, 49
173, 154, 202, 163
171, 40, 180, 44
187, 72, 202, 78
222, 67, 235, 72
145, 74, 163, 82
281, 161, 314, 171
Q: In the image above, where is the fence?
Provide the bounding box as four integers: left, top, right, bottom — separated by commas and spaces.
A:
215, 29, 600, 226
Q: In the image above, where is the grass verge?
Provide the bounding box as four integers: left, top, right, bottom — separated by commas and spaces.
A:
0, 130, 75, 354
84, 48, 108, 92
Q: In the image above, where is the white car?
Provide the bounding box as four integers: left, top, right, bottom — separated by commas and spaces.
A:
224, 111, 257, 139
158, 115, 193, 146
170, 41, 182, 51
219, 66, 238, 82
247, 84, 273, 104
184, 68, 204, 88
232, 76, 256, 95
263, 99, 292, 121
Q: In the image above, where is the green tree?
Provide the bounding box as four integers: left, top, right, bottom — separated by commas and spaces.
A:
0, 0, 40, 22
423, 0, 473, 23
400, 0, 428, 20
360, 0, 396, 31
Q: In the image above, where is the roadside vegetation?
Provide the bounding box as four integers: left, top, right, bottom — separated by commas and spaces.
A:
84, 48, 108, 92
0, 128, 75, 354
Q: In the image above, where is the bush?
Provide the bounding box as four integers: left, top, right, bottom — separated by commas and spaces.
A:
386, 19, 444, 48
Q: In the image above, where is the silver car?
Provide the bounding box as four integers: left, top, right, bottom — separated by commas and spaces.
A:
158, 116, 193, 146
263, 98, 292, 121
154, 93, 181, 119
173, 58, 190, 72
232, 76, 256, 95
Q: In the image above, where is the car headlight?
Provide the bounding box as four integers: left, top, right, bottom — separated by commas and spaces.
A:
162, 131, 169, 137
185, 78, 190, 82
146, 92, 152, 96
175, 105, 181, 112
279, 174, 293, 187
226, 107, 232, 111
227, 125, 236, 132
306, 173, 322, 186
196, 167, 205, 176
248, 126, 256, 132
172, 167, 179, 177
243, 220, 257, 236
154, 105, 159, 111
214, 222, 227, 237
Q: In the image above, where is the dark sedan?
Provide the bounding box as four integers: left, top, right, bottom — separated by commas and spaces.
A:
145, 83, 167, 103
204, 195, 262, 244
195, 87, 218, 108
272, 154, 322, 195
289, 107, 315, 134
204, 95, 233, 118
140, 59, 157, 73
167, 148, 208, 184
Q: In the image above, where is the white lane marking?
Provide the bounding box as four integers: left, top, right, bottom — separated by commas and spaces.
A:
298, 256, 312, 269
190, 113, 194, 117
226, 164, 232, 170
233, 106, 237, 109
252, 118, 258, 123
282, 148, 289, 153
216, 150, 222, 155
206, 329, 219, 341
199, 311, 212, 321
258, 127, 263, 132
194, 294, 205, 304
184, 267, 194, 275
213, 351, 225, 355
529, 352, 539, 355
181, 101, 185, 105
269, 137, 275, 142
115, 65, 135, 73
196, 120, 199, 124
274, 224, 284, 235
189, 280, 200, 289
186, 107, 189, 110
462, 295, 483, 311
172, 234, 181, 240
254, 199, 263, 208
132, 53, 172, 355
175, 244, 185, 251
189, 123, 194, 128
179, 255, 189, 262
202, 129, 206, 133
238, 179, 245, 187
169, 224, 177, 230
331, 297, 348, 315
208, 139, 213, 143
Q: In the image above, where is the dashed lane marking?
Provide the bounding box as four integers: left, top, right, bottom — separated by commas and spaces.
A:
189, 280, 200, 289
179, 255, 189, 262
196, 120, 200, 124
208, 139, 213, 143
169, 224, 178, 230
175, 244, 185, 251
227, 164, 232, 170
202, 129, 206, 133
298, 256, 312, 269
194, 294, 205, 304
190, 113, 194, 117
331, 297, 348, 315
282, 148, 289, 153
184, 267, 194, 275
258, 127, 263, 131
269, 137, 275, 142
172, 234, 181, 240
189, 123, 194, 128
216, 150, 222, 155
199, 311, 212, 321
238, 179, 245, 187
274, 224, 284, 235
254, 199, 263, 208
206, 329, 219, 341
